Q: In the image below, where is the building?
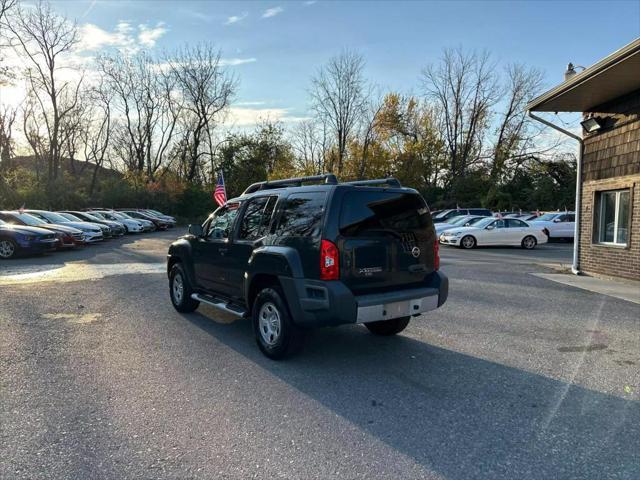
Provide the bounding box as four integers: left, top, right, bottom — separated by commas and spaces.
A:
527, 38, 640, 281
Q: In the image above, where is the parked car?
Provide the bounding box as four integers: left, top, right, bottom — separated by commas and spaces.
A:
87, 211, 144, 234
59, 211, 125, 237
0, 211, 83, 248
25, 210, 104, 243
119, 210, 169, 230
432, 208, 493, 224
87, 210, 144, 233
167, 174, 448, 359
56, 212, 112, 238
142, 209, 176, 227
0, 218, 59, 259
434, 215, 488, 235
439, 217, 548, 249
529, 212, 575, 239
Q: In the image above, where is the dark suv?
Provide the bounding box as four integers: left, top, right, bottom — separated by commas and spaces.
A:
167, 174, 448, 359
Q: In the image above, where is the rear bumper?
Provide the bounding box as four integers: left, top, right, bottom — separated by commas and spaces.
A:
280, 271, 448, 328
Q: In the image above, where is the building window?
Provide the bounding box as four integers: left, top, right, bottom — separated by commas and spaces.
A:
597, 190, 630, 246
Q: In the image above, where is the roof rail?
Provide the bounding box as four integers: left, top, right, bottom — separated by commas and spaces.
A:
343, 177, 402, 188
242, 173, 338, 195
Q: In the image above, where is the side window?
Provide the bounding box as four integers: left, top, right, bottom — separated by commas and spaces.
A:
275, 192, 326, 238
238, 196, 277, 241
507, 219, 525, 228
206, 203, 240, 240
494, 219, 506, 229
563, 214, 575, 222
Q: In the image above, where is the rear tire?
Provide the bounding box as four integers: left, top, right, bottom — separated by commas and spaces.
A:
0, 238, 18, 259
169, 263, 199, 313
252, 287, 304, 360
460, 235, 476, 249
365, 316, 410, 336
521, 235, 537, 249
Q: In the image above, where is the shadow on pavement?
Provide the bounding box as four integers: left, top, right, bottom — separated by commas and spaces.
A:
181, 311, 639, 480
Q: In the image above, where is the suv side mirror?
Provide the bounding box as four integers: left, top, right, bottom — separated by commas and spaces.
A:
188, 224, 204, 237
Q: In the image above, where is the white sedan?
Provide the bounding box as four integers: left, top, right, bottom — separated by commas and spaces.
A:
435, 215, 489, 236
439, 217, 548, 249
529, 212, 575, 239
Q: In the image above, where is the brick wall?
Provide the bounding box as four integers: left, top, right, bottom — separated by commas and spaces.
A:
579, 89, 640, 280
579, 175, 640, 280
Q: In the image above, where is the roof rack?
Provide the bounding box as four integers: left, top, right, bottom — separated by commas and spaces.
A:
242, 173, 338, 195
343, 178, 402, 188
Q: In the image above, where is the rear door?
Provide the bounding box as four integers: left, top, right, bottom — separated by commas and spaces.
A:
337, 190, 436, 295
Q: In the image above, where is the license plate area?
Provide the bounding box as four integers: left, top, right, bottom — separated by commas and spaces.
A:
357, 296, 437, 323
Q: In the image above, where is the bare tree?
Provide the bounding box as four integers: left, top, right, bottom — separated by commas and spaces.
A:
0, 104, 16, 169
356, 94, 384, 179
82, 82, 112, 195
489, 63, 545, 180
6, 0, 81, 183
99, 52, 179, 179
167, 43, 237, 183
310, 50, 367, 174
422, 47, 499, 180
291, 119, 331, 175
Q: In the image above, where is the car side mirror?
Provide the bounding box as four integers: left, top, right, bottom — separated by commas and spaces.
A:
486, 225, 494, 230
188, 224, 204, 237
553, 218, 561, 223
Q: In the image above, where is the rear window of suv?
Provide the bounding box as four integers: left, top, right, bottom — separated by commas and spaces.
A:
339, 191, 430, 236
275, 192, 326, 238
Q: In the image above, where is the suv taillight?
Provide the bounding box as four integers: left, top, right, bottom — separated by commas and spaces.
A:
320, 239, 339, 280
434, 239, 440, 271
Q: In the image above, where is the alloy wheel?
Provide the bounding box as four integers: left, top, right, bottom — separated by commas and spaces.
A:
0, 240, 15, 258
172, 272, 184, 304
258, 302, 281, 346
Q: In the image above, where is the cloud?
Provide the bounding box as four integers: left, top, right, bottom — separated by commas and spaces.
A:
225, 12, 248, 25
138, 22, 167, 48
78, 21, 168, 53
219, 57, 257, 66
304, 1, 317, 5
262, 6, 283, 18
228, 106, 308, 126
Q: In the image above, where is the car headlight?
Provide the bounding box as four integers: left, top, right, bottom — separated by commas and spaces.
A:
18, 234, 35, 241
452, 232, 463, 237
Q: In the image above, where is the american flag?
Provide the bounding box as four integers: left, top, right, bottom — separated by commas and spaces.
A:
213, 171, 227, 207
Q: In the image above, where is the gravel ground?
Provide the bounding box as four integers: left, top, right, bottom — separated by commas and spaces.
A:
1, 232, 638, 480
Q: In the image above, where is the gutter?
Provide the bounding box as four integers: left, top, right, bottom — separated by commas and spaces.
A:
528, 111, 583, 275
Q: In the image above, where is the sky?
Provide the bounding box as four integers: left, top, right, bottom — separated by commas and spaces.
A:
6, 0, 640, 127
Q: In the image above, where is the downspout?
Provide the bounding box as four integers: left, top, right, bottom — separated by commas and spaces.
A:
528, 111, 583, 275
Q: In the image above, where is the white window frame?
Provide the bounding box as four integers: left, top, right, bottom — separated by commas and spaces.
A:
597, 190, 629, 246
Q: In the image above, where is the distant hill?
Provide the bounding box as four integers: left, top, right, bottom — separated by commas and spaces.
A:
7, 156, 123, 181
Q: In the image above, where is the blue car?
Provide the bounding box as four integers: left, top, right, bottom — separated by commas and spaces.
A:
0, 219, 59, 259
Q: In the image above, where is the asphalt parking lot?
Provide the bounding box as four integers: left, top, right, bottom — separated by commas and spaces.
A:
1, 231, 638, 480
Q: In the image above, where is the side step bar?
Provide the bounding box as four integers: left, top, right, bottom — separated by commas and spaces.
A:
191, 293, 248, 318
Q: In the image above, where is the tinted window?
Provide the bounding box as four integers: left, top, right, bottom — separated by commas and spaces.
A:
493, 219, 506, 229
562, 214, 575, 222
340, 191, 430, 236
507, 219, 526, 228
238, 196, 277, 241
206, 203, 240, 240
275, 192, 326, 238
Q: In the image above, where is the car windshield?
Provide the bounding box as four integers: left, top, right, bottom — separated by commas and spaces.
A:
466, 217, 485, 225
433, 210, 451, 219
449, 216, 473, 226
89, 212, 106, 219
13, 213, 46, 226
59, 212, 83, 222
116, 212, 133, 219
472, 217, 496, 229
534, 213, 559, 222
0, 219, 5, 225
80, 212, 103, 222
40, 211, 71, 223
